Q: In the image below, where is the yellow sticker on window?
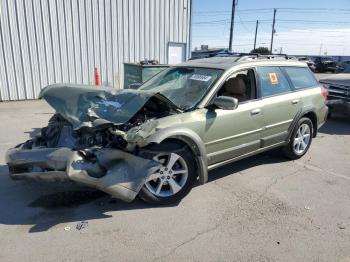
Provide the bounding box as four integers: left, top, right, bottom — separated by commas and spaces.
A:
269, 73, 279, 85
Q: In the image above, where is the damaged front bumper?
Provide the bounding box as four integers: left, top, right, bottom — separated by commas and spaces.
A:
6, 146, 161, 202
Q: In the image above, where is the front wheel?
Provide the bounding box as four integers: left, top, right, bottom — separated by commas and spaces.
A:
139, 147, 196, 205
282, 117, 313, 160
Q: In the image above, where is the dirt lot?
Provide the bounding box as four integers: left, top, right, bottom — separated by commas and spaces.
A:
0, 97, 350, 262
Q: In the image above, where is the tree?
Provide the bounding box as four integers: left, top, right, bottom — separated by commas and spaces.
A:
250, 47, 270, 55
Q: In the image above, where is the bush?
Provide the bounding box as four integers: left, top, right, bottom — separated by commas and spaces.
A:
250, 47, 270, 55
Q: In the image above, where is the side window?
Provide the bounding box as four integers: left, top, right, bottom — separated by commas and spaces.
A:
217, 68, 257, 103
257, 66, 291, 97
283, 67, 318, 89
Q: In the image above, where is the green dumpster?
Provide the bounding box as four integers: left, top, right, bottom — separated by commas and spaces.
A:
124, 63, 169, 89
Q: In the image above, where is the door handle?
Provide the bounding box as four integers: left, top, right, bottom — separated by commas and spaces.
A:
291, 99, 300, 105
250, 109, 261, 115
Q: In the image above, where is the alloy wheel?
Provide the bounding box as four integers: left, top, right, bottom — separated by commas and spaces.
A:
293, 123, 311, 154
145, 153, 189, 197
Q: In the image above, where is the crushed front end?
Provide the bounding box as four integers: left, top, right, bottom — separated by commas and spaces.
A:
6, 84, 180, 202
6, 145, 160, 202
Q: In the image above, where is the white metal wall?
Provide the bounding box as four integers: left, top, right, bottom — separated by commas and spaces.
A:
0, 0, 192, 101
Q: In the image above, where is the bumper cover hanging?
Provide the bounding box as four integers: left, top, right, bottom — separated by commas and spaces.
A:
6, 146, 161, 202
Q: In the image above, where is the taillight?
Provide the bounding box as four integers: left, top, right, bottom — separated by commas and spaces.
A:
321, 85, 328, 98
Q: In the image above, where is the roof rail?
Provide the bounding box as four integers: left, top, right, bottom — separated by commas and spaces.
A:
236, 53, 291, 61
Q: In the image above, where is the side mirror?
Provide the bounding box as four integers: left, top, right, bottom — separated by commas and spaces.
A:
213, 96, 238, 110
129, 82, 142, 89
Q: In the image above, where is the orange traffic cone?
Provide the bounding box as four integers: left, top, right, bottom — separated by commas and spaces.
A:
94, 67, 100, 86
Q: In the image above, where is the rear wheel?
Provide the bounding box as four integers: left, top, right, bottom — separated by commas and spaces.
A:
283, 117, 313, 160
139, 146, 196, 205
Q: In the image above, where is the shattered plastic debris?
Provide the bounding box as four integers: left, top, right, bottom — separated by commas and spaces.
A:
76, 221, 89, 231
304, 206, 311, 210
64, 226, 71, 231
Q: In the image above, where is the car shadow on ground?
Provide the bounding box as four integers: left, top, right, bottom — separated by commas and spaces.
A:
0, 150, 287, 233
0, 164, 168, 233
319, 115, 350, 135
207, 149, 288, 183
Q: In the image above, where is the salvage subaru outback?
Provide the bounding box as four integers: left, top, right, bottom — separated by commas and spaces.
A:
6, 55, 328, 205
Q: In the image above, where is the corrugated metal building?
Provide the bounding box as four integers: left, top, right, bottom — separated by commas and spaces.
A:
0, 0, 192, 101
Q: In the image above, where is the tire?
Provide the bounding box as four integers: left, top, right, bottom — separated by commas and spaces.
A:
282, 117, 313, 160
139, 144, 197, 205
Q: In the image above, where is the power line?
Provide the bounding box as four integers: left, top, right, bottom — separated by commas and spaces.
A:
277, 7, 350, 11
191, 37, 349, 45
276, 19, 350, 24
194, 10, 274, 16
194, 8, 273, 14
273, 42, 349, 46
237, 14, 252, 33
193, 9, 350, 17
277, 10, 350, 14
192, 7, 350, 53
259, 23, 272, 34
193, 19, 229, 24
193, 8, 350, 14
193, 19, 350, 25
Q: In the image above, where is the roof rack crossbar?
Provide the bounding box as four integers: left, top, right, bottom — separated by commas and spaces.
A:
236, 53, 291, 61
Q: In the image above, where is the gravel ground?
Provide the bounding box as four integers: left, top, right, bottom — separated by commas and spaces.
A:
0, 99, 349, 262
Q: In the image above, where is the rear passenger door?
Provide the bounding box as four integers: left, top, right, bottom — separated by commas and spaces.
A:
257, 66, 302, 147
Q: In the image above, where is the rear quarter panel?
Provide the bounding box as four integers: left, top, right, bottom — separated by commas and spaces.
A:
298, 86, 328, 126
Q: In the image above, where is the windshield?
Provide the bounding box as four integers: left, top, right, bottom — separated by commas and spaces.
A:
139, 67, 223, 110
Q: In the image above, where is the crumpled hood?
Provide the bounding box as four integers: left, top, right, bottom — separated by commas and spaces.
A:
40, 84, 166, 129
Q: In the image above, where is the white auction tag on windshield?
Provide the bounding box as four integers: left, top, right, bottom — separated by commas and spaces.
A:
189, 74, 212, 82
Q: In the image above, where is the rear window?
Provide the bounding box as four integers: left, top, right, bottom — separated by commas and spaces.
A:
257, 66, 291, 97
284, 67, 318, 89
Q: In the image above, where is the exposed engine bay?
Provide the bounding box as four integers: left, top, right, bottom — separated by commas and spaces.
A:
22, 95, 177, 151
6, 84, 182, 202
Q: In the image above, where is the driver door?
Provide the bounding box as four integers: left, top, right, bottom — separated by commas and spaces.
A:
203, 69, 264, 165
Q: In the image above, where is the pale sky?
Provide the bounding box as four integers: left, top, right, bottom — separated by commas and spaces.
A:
192, 0, 350, 55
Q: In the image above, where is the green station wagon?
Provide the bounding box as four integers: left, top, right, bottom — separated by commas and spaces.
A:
6, 55, 328, 205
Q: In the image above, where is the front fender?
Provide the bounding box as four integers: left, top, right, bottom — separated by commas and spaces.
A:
146, 127, 208, 184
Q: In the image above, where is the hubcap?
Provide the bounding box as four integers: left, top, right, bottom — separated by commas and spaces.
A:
145, 153, 188, 197
293, 123, 311, 154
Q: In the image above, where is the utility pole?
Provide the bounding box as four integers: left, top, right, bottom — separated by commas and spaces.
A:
253, 20, 259, 51
319, 44, 323, 55
270, 8, 277, 54
228, 0, 237, 51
